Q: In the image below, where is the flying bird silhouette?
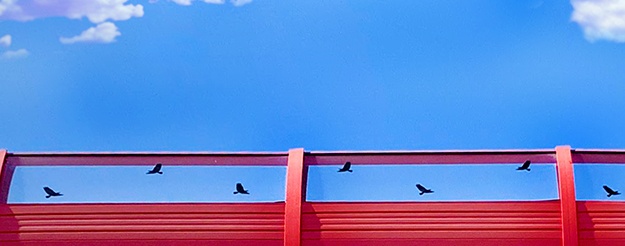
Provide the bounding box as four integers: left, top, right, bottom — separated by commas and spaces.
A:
416, 184, 433, 195
43, 187, 62, 199
234, 183, 249, 195
604, 185, 621, 197
146, 163, 163, 174
338, 162, 353, 172
517, 160, 531, 171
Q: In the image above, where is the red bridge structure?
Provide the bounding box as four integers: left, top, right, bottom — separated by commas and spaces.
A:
0, 146, 623, 246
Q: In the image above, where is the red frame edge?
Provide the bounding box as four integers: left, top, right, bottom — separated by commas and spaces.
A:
556, 146, 578, 246
0, 149, 7, 204
285, 148, 305, 246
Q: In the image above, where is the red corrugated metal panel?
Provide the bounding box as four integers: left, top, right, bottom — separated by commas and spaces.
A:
578, 201, 625, 246
0, 203, 284, 245
302, 201, 562, 246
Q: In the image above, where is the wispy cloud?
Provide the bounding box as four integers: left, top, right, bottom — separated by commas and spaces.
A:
170, 0, 225, 6
154, 0, 253, 6
1, 49, 29, 60
571, 0, 625, 43
0, 34, 10, 47
60, 22, 121, 44
0, 0, 144, 23
0, 0, 142, 44
0, 0, 252, 46
231, 0, 252, 7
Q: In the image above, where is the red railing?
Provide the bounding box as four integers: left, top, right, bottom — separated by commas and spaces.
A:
0, 146, 623, 246
571, 149, 625, 246
0, 151, 288, 246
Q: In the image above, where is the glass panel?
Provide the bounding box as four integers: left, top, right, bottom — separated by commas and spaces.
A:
575, 164, 625, 201
8, 165, 286, 203
306, 164, 559, 202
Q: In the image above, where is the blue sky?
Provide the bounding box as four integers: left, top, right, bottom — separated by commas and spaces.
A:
2, 0, 625, 202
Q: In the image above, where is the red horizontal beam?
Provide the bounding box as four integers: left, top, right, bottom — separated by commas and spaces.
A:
0, 240, 284, 246
303, 201, 561, 213
0, 203, 285, 215
0, 231, 284, 241
301, 230, 562, 239
303, 212, 562, 219
5, 155, 288, 166
305, 152, 556, 165
571, 150, 625, 164
302, 239, 561, 246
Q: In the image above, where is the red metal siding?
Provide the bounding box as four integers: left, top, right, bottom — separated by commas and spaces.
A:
578, 201, 625, 246
301, 201, 562, 246
0, 203, 285, 245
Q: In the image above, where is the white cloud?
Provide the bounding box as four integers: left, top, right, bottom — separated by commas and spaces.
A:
571, 0, 625, 42
60, 22, 121, 44
0, 0, 144, 23
1, 48, 29, 60
169, 0, 225, 6
230, 0, 252, 7
0, 34, 10, 47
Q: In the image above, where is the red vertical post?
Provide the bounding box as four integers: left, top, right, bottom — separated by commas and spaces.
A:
556, 146, 578, 246
0, 149, 7, 203
285, 148, 305, 246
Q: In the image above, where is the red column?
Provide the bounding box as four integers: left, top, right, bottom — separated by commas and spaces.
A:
556, 146, 578, 246
284, 148, 305, 246
0, 149, 7, 203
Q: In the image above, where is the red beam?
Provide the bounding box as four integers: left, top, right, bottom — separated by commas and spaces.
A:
556, 146, 578, 246
285, 148, 305, 246
571, 149, 625, 164
305, 151, 556, 165
0, 149, 7, 204
5, 154, 288, 166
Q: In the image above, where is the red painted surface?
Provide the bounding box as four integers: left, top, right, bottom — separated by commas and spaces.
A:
305, 150, 556, 165
285, 148, 305, 246
301, 201, 562, 246
573, 149, 625, 246
0, 149, 9, 204
571, 149, 625, 164
2, 147, 625, 245
578, 201, 625, 246
5, 153, 288, 166
0, 203, 284, 245
556, 146, 579, 246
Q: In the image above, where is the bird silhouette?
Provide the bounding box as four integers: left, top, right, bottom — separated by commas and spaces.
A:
234, 183, 249, 195
517, 160, 531, 171
43, 187, 62, 199
146, 163, 163, 174
338, 162, 353, 172
416, 184, 433, 195
604, 185, 621, 197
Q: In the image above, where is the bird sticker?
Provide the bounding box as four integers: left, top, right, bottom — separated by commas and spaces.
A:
234, 183, 249, 195
43, 187, 63, 199
146, 163, 163, 174
338, 161, 353, 172
416, 184, 433, 195
517, 160, 531, 171
604, 185, 621, 197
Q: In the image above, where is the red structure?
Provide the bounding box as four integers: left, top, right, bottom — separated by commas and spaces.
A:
0, 146, 624, 246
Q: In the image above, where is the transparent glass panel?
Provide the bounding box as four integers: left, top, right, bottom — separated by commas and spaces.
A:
8, 165, 286, 203
575, 164, 625, 201
306, 164, 559, 201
